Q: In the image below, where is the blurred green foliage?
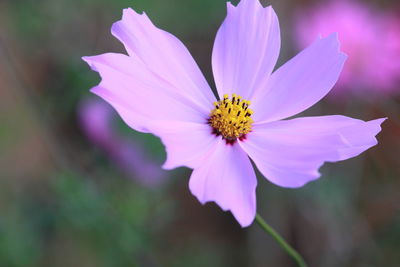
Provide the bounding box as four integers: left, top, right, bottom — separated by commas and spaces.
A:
0, 172, 175, 267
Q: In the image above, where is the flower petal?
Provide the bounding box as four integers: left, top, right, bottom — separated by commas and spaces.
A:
83, 53, 209, 133
251, 33, 347, 123
240, 116, 385, 188
189, 141, 257, 227
111, 8, 215, 110
145, 121, 218, 170
212, 0, 281, 99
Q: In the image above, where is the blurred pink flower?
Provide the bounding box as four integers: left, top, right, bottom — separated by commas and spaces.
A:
83, 0, 385, 226
78, 98, 167, 186
294, 0, 400, 97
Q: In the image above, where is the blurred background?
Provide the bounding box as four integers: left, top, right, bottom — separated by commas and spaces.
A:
0, 0, 399, 266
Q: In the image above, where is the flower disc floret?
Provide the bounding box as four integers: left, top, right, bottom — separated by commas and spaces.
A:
209, 93, 254, 141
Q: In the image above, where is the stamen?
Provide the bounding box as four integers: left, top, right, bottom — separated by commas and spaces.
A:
208, 93, 254, 143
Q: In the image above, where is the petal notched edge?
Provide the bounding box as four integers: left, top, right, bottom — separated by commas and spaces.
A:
335, 117, 386, 160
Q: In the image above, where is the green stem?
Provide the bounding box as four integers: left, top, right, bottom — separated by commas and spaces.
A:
255, 213, 307, 267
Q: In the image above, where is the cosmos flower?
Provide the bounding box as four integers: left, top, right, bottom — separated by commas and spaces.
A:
83, 0, 385, 226
78, 98, 167, 186
294, 0, 400, 96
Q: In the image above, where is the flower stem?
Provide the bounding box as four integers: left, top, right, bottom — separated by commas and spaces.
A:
255, 213, 307, 267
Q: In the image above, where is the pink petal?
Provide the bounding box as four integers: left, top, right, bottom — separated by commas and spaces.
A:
240, 116, 385, 188
145, 121, 218, 170
82, 53, 209, 133
251, 33, 347, 123
189, 140, 257, 227
212, 0, 280, 99
111, 8, 215, 110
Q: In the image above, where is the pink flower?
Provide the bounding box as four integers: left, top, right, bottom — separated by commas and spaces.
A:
294, 0, 400, 96
78, 98, 167, 186
82, 0, 385, 226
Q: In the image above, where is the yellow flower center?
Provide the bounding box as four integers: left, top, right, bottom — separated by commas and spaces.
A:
209, 93, 254, 143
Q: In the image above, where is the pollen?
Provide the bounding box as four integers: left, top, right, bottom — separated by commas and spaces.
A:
208, 93, 254, 142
